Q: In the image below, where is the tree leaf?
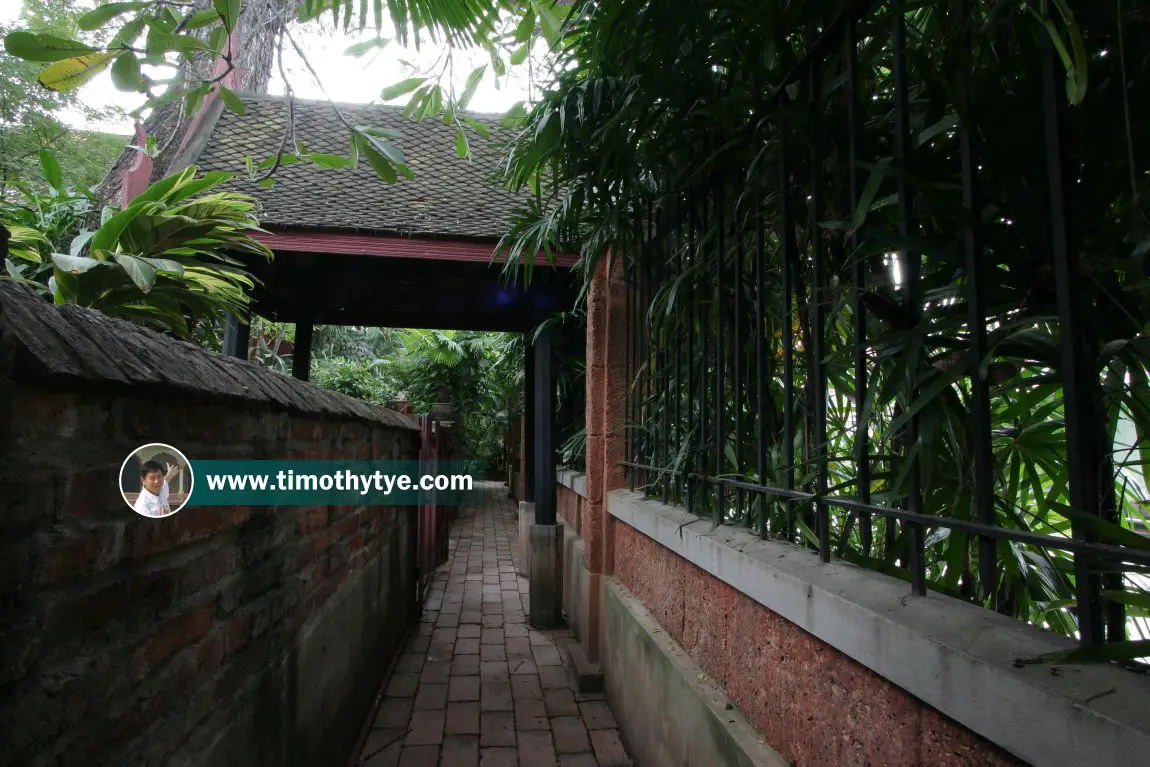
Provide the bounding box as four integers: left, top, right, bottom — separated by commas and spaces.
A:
533, 0, 564, 48
39, 149, 62, 189
345, 37, 389, 56
110, 17, 147, 48
186, 8, 221, 29
208, 26, 227, 55
183, 84, 211, 118
142, 258, 185, 275
219, 85, 246, 114
356, 135, 398, 183
309, 153, 351, 169
115, 254, 158, 293
213, 0, 241, 30
513, 8, 536, 43
915, 112, 958, 149
381, 77, 425, 101
456, 130, 469, 159
70, 231, 95, 257
509, 44, 529, 66
1101, 590, 1150, 611
78, 2, 146, 31
362, 132, 403, 164
147, 32, 209, 57
3, 32, 98, 62
360, 126, 402, 139
459, 65, 486, 109
51, 253, 107, 274
425, 86, 443, 119
111, 51, 144, 92
462, 115, 491, 139
39, 51, 119, 92
500, 101, 527, 128
847, 157, 893, 235
91, 202, 148, 254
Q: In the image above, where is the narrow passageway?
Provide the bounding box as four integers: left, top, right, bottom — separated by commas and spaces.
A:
353, 482, 634, 766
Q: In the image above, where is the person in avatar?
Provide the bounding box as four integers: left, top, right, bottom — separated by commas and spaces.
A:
133, 460, 180, 517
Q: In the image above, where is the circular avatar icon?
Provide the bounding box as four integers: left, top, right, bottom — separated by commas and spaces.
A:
120, 443, 194, 518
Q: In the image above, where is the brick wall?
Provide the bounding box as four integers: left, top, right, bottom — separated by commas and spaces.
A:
0, 283, 422, 767
557, 484, 582, 531
611, 523, 1020, 767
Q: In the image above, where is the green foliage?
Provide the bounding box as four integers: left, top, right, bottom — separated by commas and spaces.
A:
0, 3, 125, 196
0, 0, 562, 186
378, 329, 522, 471
2, 159, 272, 338
313, 356, 392, 404
495, 0, 1150, 653
248, 315, 294, 372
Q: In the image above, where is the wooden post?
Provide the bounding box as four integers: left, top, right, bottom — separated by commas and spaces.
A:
222, 314, 250, 360
524, 335, 536, 503
293, 317, 313, 381
533, 324, 556, 524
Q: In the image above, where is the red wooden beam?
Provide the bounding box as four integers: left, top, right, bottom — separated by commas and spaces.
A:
253, 228, 579, 268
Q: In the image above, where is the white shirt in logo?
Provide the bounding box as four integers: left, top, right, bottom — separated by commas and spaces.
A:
133, 480, 173, 517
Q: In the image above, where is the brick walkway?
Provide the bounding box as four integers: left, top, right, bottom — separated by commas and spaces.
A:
353, 482, 634, 767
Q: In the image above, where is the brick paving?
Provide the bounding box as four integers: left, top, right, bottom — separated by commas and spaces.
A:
354, 482, 634, 767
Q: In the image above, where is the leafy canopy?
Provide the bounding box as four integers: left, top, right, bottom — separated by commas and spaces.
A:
1, 0, 573, 187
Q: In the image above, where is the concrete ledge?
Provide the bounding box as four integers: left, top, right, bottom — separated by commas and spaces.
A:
557, 469, 587, 498
608, 489, 1150, 767
561, 638, 604, 694
602, 579, 788, 767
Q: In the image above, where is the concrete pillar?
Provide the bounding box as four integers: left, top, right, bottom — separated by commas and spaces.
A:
517, 501, 533, 576
528, 524, 563, 627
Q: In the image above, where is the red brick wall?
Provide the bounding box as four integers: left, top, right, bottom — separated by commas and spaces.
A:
612, 523, 1022, 767
0, 386, 420, 767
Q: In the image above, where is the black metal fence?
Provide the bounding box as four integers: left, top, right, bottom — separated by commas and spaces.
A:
620, 1, 1150, 654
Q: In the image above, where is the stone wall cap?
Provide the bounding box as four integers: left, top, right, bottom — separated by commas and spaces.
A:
0, 282, 418, 430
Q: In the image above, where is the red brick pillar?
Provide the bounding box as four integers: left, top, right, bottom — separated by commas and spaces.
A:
582, 255, 628, 662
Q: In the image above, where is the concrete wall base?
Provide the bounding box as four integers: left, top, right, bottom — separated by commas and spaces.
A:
602, 579, 789, 767
561, 638, 604, 694
528, 524, 563, 628
560, 519, 589, 642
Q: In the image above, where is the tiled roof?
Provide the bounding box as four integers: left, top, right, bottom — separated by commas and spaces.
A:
191, 94, 522, 240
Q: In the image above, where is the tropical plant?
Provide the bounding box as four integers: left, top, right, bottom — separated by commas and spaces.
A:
492, 0, 1150, 658
1, 151, 95, 285
374, 329, 520, 470
2, 160, 272, 338
313, 355, 392, 404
